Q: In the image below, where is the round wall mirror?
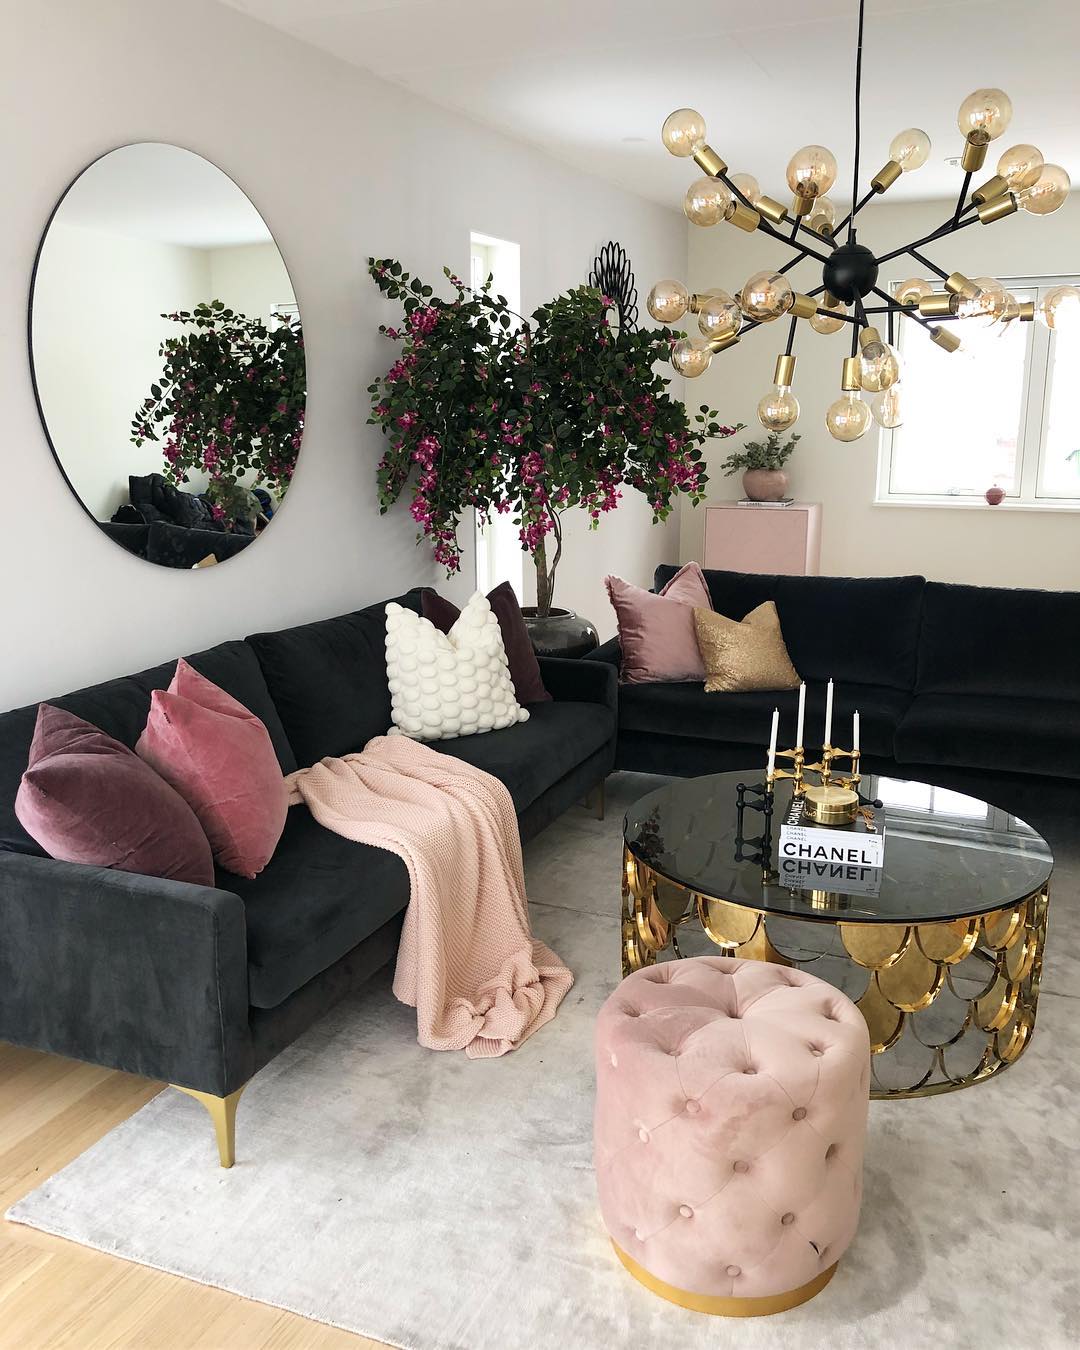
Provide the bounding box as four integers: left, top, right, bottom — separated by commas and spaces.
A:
29, 143, 305, 569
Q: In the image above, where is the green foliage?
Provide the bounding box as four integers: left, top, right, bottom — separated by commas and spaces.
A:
366, 258, 740, 593
130, 300, 305, 523
719, 430, 800, 475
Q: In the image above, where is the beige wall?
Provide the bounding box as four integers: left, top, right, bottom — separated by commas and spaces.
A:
679, 195, 1080, 589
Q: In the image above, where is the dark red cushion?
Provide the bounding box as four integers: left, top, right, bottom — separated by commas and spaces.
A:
420, 582, 551, 704
14, 705, 214, 885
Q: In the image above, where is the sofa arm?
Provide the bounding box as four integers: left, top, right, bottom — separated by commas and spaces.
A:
537, 654, 617, 712
0, 853, 252, 1096
585, 637, 621, 672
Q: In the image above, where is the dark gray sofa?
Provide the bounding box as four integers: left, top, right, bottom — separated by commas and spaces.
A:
588, 565, 1080, 847
0, 589, 616, 1164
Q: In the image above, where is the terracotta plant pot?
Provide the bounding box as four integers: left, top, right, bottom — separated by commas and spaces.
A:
741, 468, 789, 502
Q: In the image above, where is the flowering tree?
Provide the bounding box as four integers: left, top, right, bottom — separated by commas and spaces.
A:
368, 259, 739, 613
130, 300, 305, 526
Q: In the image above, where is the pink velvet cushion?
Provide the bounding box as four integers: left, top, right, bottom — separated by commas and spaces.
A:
14, 705, 214, 886
594, 957, 869, 1301
136, 659, 287, 878
605, 562, 713, 683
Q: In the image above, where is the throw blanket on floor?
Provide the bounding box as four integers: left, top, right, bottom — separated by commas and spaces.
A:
285, 736, 573, 1058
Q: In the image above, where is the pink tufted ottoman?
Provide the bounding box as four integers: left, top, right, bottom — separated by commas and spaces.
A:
594, 956, 870, 1317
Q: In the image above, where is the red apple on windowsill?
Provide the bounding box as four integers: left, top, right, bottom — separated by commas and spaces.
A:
985, 486, 1006, 506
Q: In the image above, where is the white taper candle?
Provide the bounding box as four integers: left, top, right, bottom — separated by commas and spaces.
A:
767, 707, 779, 777
796, 681, 806, 748
824, 678, 834, 748
853, 709, 860, 755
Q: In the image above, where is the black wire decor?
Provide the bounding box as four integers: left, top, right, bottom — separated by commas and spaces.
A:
589, 241, 639, 330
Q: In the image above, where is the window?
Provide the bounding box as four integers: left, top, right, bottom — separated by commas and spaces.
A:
470, 232, 524, 598
876, 275, 1080, 508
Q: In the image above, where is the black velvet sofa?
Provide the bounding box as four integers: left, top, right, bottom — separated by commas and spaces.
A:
588, 565, 1080, 846
0, 589, 616, 1164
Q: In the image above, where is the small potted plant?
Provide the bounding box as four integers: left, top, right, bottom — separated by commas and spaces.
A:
718, 431, 799, 502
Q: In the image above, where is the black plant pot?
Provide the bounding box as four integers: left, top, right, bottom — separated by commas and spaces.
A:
521, 607, 599, 659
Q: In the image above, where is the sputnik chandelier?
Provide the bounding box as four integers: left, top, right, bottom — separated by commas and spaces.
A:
649, 0, 1076, 441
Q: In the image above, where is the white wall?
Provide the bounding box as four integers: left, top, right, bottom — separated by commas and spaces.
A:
208, 241, 294, 328
680, 195, 1080, 589
1, 0, 686, 710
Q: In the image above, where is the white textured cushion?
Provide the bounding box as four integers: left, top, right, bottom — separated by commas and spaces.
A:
385, 594, 530, 742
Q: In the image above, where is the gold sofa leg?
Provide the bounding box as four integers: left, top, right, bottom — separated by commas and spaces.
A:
173, 1083, 247, 1167
585, 779, 606, 821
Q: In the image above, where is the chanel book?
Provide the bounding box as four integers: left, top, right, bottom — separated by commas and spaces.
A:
779, 799, 886, 869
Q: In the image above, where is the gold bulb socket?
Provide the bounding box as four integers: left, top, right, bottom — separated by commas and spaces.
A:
791, 193, 816, 217
972, 173, 1009, 205
686, 293, 711, 314
870, 160, 903, 193
706, 330, 741, 354
789, 293, 819, 320
728, 202, 761, 232
930, 326, 962, 353
774, 353, 797, 387
692, 144, 727, 178
945, 272, 981, 301
977, 192, 1018, 224
756, 194, 787, 225
841, 356, 862, 392
961, 138, 989, 172
1016, 300, 1036, 323
858, 326, 883, 351
823, 291, 840, 310
918, 293, 960, 317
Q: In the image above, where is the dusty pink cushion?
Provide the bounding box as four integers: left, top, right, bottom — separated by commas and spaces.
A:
605, 562, 713, 683
137, 659, 287, 878
15, 705, 214, 886
594, 957, 869, 1302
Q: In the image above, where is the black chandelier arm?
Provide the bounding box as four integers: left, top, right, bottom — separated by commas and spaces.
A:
833, 186, 877, 240
869, 284, 940, 335
951, 170, 973, 226
874, 212, 981, 270
714, 169, 835, 256
905, 246, 950, 282
784, 314, 798, 356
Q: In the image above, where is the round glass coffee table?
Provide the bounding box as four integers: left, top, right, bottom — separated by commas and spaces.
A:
622, 771, 1052, 1098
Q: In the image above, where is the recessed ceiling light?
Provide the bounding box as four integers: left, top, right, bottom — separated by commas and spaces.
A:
621, 136, 647, 144
945, 155, 964, 167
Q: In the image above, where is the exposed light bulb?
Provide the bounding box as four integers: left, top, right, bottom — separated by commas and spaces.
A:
786, 145, 838, 200
1018, 163, 1071, 215
728, 172, 762, 206
647, 279, 690, 324
996, 144, 1044, 191
684, 176, 732, 226
697, 290, 741, 340
859, 334, 901, 392
889, 128, 932, 171
739, 271, 794, 322
826, 392, 872, 442
958, 278, 1011, 328
1039, 284, 1080, 333
661, 108, 707, 158
806, 196, 837, 235
895, 278, 933, 307
809, 298, 848, 335
671, 337, 712, 377
757, 386, 800, 432
957, 88, 1013, 144
871, 385, 904, 429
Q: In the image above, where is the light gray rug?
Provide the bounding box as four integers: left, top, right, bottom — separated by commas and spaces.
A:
8, 772, 1080, 1349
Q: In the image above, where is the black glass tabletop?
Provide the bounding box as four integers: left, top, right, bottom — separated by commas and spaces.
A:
623, 771, 1053, 924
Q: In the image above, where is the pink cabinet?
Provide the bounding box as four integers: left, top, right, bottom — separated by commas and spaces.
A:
702, 502, 822, 576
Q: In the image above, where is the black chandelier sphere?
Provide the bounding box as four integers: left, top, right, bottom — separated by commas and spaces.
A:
822, 241, 880, 305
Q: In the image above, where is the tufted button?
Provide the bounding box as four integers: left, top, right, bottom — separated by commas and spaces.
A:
792, 1106, 807, 1121
733, 1160, 749, 1173
743, 1066, 757, 1075
725, 1265, 741, 1278
684, 1099, 701, 1115
633, 1228, 644, 1242
610, 1053, 618, 1068
679, 1205, 693, 1219
638, 1128, 650, 1144
808, 1045, 824, 1057
781, 1212, 796, 1226
826, 1142, 839, 1159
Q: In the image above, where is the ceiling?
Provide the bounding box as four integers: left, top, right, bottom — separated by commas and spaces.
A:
219, 0, 1080, 213
57, 143, 272, 248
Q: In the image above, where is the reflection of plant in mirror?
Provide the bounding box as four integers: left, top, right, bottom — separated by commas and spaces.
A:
130, 300, 304, 519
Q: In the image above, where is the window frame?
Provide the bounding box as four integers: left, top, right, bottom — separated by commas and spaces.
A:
875, 272, 1080, 512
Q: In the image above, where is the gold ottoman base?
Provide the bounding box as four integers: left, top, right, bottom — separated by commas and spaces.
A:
611, 1240, 838, 1317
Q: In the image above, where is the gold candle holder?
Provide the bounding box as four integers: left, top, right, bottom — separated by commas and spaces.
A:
802, 743, 861, 825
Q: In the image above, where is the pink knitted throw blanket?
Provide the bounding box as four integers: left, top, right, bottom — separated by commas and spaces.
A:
285, 736, 573, 1058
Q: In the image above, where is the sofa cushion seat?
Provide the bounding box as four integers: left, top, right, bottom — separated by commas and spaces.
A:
618, 680, 909, 759
433, 700, 616, 811
895, 693, 1079, 780
228, 805, 412, 1009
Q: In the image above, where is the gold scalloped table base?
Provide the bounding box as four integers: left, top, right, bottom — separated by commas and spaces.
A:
622, 845, 1049, 1100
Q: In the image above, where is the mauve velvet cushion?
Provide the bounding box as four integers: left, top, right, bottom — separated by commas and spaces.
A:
421, 581, 551, 703
14, 705, 214, 885
136, 659, 287, 879
605, 562, 714, 684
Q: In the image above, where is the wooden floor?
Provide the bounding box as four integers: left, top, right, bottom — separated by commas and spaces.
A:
0, 1042, 387, 1349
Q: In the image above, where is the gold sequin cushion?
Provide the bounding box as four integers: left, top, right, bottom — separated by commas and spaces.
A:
693, 602, 801, 693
